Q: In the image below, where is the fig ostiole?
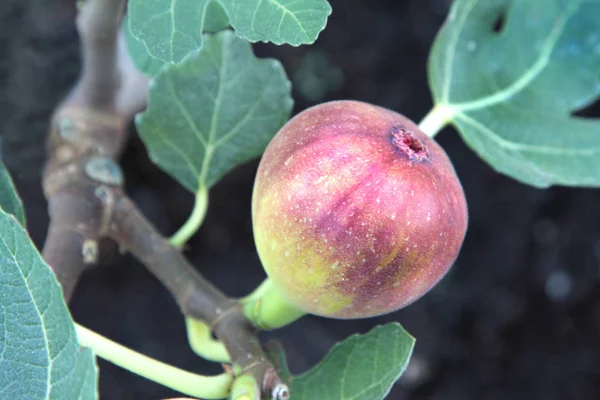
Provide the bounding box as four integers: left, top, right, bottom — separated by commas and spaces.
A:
247, 100, 467, 327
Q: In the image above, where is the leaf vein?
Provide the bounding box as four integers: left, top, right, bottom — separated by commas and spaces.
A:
166, 73, 209, 147
266, 0, 311, 40
213, 72, 276, 148
0, 235, 52, 399
441, 0, 477, 103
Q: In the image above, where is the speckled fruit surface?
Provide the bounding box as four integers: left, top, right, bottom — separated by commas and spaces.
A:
252, 101, 468, 319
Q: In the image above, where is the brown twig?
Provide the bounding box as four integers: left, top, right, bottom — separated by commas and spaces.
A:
108, 195, 286, 397
42, 90, 129, 300
41, 0, 287, 398
69, 0, 123, 111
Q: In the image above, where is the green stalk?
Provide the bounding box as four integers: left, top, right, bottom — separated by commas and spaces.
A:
241, 278, 307, 330
76, 323, 232, 399
170, 184, 209, 247
418, 104, 454, 137
186, 317, 231, 363
229, 374, 260, 400
240, 277, 273, 304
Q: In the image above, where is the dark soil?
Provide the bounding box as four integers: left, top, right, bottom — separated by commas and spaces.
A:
1, 0, 599, 399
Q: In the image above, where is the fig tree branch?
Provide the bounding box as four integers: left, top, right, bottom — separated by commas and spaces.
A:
42, 0, 133, 300
41, 0, 288, 398
69, 0, 124, 111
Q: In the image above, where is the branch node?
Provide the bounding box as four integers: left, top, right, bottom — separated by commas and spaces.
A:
85, 156, 124, 186
58, 117, 76, 140
94, 185, 116, 235
262, 367, 289, 400
272, 383, 290, 400
82, 239, 99, 264
209, 304, 245, 331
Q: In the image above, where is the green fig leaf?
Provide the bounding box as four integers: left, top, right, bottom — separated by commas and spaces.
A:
136, 30, 293, 192
218, 0, 332, 45
0, 160, 25, 226
124, 14, 164, 77
203, 1, 230, 33
125, 1, 231, 76
0, 208, 98, 399
428, 0, 600, 187
127, 0, 331, 65
267, 323, 415, 400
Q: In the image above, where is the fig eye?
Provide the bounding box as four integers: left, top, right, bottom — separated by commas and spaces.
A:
391, 126, 430, 162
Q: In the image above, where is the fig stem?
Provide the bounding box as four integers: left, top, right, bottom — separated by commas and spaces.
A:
241, 277, 274, 304
418, 104, 454, 137
186, 316, 231, 363
241, 278, 307, 330
75, 323, 233, 399
169, 183, 209, 247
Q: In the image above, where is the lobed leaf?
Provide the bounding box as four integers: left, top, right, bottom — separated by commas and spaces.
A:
136, 30, 293, 192
268, 323, 415, 400
428, 0, 600, 187
127, 0, 331, 66
0, 208, 97, 399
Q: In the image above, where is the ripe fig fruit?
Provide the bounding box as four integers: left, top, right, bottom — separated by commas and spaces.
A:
252, 100, 467, 319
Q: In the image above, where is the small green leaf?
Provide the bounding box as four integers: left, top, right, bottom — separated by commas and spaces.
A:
428, 0, 600, 187
136, 30, 293, 192
0, 161, 25, 226
128, 0, 331, 65
0, 208, 98, 399
267, 324, 415, 400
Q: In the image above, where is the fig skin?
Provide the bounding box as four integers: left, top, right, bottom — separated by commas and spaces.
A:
252, 100, 467, 319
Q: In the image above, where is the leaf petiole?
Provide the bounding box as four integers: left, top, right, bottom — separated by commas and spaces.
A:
169, 184, 209, 247
186, 317, 230, 363
75, 323, 233, 399
229, 374, 260, 400
418, 103, 454, 137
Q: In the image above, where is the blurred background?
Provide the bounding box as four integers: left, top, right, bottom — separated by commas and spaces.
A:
1, 0, 600, 399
